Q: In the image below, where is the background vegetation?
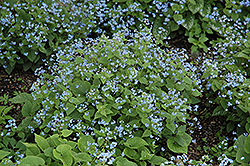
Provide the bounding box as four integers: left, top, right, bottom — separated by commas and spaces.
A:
0, 0, 250, 165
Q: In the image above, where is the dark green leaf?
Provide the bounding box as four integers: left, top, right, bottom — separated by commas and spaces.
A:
124, 137, 148, 149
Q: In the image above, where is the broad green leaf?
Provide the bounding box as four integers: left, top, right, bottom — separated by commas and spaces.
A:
166, 123, 176, 133
123, 148, 140, 160
139, 77, 148, 84
182, 13, 194, 30
188, 0, 196, 5
98, 57, 108, 66
116, 157, 138, 166
191, 89, 202, 97
22, 143, 40, 156
124, 137, 148, 149
149, 155, 168, 165
183, 77, 192, 85
175, 133, 192, 147
170, 21, 179, 31
70, 81, 91, 96
74, 153, 92, 162
53, 144, 73, 166
0, 150, 10, 160
244, 135, 250, 154
19, 156, 45, 166
212, 106, 226, 116
188, 0, 204, 14
35, 134, 50, 152
199, 34, 209, 43
78, 135, 95, 153
235, 135, 250, 163
140, 150, 153, 160
10, 93, 33, 103
142, 129, 151, 138
65, 103, 75, 115
167, 138, 188, 154
61, 129, 73, 137
75, 56, 83, 64
21, 101, 33, 117
199, 2, 211, 17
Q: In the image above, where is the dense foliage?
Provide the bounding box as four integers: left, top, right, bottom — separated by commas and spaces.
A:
1, 0, 250, 165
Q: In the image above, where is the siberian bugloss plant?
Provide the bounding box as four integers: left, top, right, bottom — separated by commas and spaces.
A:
13, 28, 204, 165
0, 0, 92, 74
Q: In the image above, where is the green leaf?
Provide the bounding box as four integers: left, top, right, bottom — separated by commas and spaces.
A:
116, 157, 138, 166
188, 0, 204, 14
150, 155, 168, 165
139, 77, 148, 85
70, 81, 91, 96
10, 93, 33, 103
167, 138, 188, 154
212, 106, 226, 116
188, 0, 196, 5
19, 156, 45, 166
35, 134, 50, 152
65, 103, 75, 115
98, 57, 108, 66
191, 89, 202, 97
78, 135, 95, 153
123, 148, 140, 160
183, 77, 192, 85
166, 123, 176, 133
182, 13, 194, 30
74, 153, 92, 162
199, 1, 211, 17
61, 129, 73, 137
244, 135, 250, 154
175, 133, 192, 147
124, 137, 148, 149
53, 144, 73, 166
21, 101, 33, 117
0, 150, 10, 160
199, 34, 209, 43
142, 129, 152, 138
22, 143, 40, 156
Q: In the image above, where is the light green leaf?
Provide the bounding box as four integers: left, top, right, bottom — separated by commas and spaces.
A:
78, 135, 95, 153
0, 150, 10, 160
61, 129, 73, 137
53, 144, 73, 166
35, 134, 50, 152
19, 156, 45, 166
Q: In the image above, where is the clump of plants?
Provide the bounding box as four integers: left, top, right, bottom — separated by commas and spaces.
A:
5, 28, 205, 165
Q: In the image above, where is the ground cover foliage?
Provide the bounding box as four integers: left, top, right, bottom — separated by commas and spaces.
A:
0, 0, 250, 165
